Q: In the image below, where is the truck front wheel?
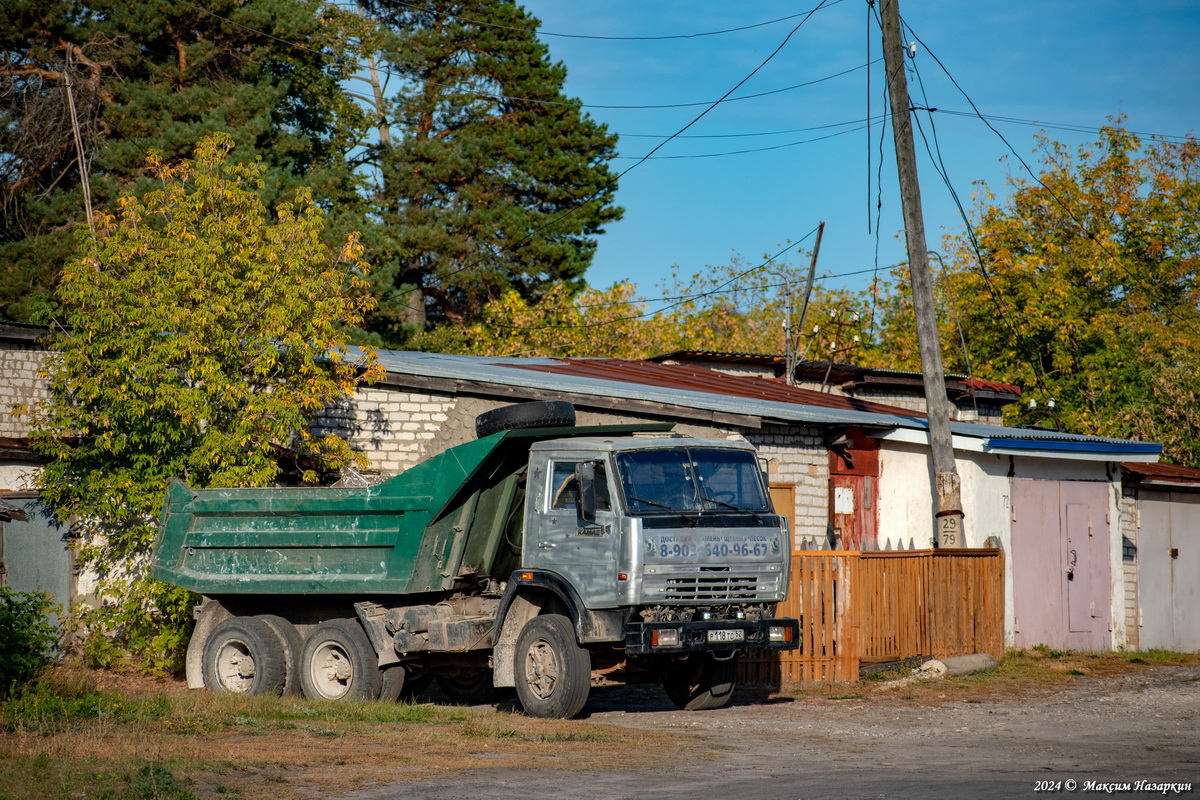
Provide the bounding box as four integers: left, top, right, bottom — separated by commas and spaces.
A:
514, 614, 590, 719
299, 619, 383, 701
662, 653, 739, 711
202, 617, 287, 697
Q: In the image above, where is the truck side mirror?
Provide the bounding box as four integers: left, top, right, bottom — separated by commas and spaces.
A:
575, 461, 596, 523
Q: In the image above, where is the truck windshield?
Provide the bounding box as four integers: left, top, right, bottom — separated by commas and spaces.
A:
614, 447, 770, 515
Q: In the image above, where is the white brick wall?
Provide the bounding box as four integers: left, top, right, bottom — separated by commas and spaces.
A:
1118, 489, 1139, 650
0, 342, 50, 439
745, 424, 827, 549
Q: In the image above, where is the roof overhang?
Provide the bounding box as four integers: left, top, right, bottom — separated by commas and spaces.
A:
880, 427, 1161, 462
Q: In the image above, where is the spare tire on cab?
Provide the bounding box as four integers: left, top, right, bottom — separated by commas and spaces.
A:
475, 400, 576, 439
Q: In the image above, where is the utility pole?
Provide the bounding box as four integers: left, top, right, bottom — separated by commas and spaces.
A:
880, 0, 965, 546
795, 221, 825, 347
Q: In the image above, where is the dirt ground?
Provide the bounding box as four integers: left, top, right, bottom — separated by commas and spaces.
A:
347, 661, 1200, 800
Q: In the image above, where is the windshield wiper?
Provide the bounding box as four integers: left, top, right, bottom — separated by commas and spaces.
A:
701, 494, 764, 521
627, 495, 700, 526
627, 495, 673, 511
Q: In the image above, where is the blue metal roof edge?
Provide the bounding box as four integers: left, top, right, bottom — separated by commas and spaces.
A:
985, 438, 1162, 455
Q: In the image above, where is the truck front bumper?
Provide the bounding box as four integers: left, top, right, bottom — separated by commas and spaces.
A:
623, 618, 799, 656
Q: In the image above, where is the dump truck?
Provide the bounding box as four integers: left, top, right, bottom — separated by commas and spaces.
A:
152, 401, 799, 718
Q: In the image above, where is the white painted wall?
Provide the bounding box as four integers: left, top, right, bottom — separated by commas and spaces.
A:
878, 439, 1129, 649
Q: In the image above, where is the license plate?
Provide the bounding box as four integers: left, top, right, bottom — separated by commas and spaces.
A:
707, 629, 745, 643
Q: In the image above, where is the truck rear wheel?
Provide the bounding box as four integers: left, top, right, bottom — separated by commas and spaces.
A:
436, 668, 497, 705
514, 614, 590, 719
202, 617, 287, 697
475, 400, 576, 438
299, 619, 383, 702
662, 653, 739, 711
257, 615, 303, 697
379, 664, 407, 702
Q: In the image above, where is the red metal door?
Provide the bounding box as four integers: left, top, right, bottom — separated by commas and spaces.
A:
828, 427, 879, 550
830, 474, 877, 549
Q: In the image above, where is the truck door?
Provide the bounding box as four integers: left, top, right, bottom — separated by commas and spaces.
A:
526, 456, 620, 608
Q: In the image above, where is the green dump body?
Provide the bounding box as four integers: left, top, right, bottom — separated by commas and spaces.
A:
150, 424, 670, 596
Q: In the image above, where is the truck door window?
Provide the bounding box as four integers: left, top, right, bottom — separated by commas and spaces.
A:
550, 461, 610, 512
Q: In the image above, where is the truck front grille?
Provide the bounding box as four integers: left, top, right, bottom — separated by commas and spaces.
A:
643, 567, 781, 602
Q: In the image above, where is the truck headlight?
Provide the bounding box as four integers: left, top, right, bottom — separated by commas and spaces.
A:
768, 625, 793, 643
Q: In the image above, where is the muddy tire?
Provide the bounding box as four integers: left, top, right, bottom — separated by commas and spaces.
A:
379, 663, 407, 702
257, 615, 304, 697
202, 616, 287, 697
662, 653, 738, 711
299, 619, 382, 702
436, 667, 497, 705
514, 614, 590, 719
475, 401, 576, 439
400, 672, 434, 702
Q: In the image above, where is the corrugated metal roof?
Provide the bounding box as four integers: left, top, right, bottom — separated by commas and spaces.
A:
1122, 461, 1200, 484
508, 358, 919, 417
365, 350, 1160, 457
367, 349, 923, 428
648, 350, 1020, 397
649, 350, 786, 368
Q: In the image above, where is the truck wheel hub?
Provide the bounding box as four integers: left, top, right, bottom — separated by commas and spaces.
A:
525, 640, 559, 699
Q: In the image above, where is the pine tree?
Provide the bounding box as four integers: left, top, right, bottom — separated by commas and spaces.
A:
357, 0, 623, 344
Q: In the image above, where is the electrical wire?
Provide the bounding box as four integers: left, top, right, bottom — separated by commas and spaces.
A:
432, 1, 834, 285
900, 25, 1057, 401
618, 115, 888, 140
610, 124, 866, 160
178, 0, 862, 114
384, 0, 851, 41
904, 19, 1200, 341
476, 226, 822, 335
578, 60, 877, 110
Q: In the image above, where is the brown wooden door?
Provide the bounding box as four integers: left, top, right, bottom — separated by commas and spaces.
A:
769, 484, 796, 551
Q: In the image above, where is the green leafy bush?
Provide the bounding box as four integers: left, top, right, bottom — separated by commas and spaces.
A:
0, 588, 60, 698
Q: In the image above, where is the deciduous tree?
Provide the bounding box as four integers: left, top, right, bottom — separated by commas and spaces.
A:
24, 134, 382, 670
885, 123, 1200, 462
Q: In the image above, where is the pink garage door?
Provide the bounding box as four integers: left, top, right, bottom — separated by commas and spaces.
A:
1012, 479, 1111, 651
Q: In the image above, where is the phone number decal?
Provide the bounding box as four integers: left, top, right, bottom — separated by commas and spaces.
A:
648, 535, 772, 559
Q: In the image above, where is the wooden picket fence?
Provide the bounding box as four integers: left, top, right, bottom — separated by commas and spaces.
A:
741, 548, 1004, 684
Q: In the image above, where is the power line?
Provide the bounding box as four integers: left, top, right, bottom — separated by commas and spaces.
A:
618, 114, 887, 140
180, 1, 865, 114
611, 124, 866, 160
577, 60, 877, 110
904, 20, 1200, 341
479, 226, 822, 334
434, 1, 834, 283
385, 0, 851, 41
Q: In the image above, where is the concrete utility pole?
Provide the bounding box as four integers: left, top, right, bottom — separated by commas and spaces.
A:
880, 0, 965, 546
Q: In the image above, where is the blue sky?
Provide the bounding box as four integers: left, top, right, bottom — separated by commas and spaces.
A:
517, 0, 1200, 306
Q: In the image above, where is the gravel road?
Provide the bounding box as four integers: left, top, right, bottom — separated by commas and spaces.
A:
347, 664, 1200, 800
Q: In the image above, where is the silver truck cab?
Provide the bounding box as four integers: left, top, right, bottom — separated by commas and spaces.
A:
523, 436, 792, 651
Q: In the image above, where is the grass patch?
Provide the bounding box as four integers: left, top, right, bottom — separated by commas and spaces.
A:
0, 664, 688, 800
